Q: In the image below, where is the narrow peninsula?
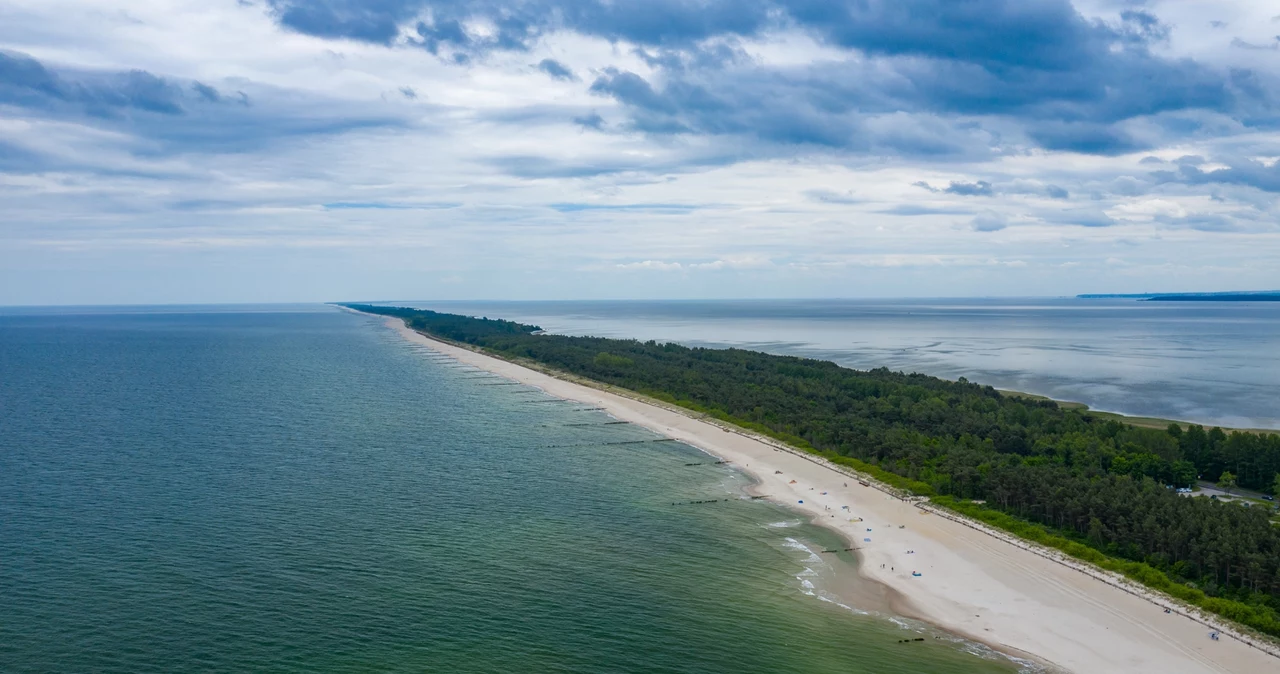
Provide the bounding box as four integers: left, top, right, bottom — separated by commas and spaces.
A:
344, 303, 1280, 672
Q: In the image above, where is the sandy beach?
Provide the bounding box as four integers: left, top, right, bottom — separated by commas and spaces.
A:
371, 312, 1279, 674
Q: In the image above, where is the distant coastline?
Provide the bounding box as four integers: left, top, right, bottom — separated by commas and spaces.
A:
1078, 291, 1280, 302
995, 390, 1279, 436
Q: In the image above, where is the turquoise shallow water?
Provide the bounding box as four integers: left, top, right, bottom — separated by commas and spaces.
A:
0, 306, 1019, 672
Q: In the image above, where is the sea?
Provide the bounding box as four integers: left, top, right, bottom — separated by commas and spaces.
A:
0, 305, 1022, 673
413, 298, 1280, 431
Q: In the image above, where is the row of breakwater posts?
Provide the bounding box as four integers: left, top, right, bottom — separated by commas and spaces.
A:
385, 320, 1280, 660
671, 498, 733, 506
539, 438, 677, 450
683, 460, 730, 466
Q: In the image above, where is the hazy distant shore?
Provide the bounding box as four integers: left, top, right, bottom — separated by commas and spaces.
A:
355, 308, 1278, 674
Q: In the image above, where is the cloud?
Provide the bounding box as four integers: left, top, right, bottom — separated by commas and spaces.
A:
323, 201, 461, 210
805, 189, 862, 204
268, 0, 412, 44
944, 180, 993, 196
613, 255, 772, 271
614, 260, 685, 271
970, 211, 1008, 232
1155, 213, 1240, 232
571, 112, 605, 129
536, 58, 577, 81
1, 50, 190, 116
267, 0, 775, 53
1025, 121, 1144, 155
3, 0, 1280, 304
192, 82, 222, 103
878, 204, 972, 216
1158, 160, 1280, 193
0, 50, 407, 163
1231, 38, 1280, 51
1040, 209, 1117, 228
549, 202, 702, 213
263, 1, 1265, 159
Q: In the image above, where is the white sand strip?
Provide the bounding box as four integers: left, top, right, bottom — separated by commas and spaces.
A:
369, 312, 1279, 674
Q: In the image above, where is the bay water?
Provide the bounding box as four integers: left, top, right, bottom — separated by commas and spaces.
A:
416, 299, 1280, 430
0, 307, 1019, 673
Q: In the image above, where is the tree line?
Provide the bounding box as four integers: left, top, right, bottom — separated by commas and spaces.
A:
347, 304, 1280, 636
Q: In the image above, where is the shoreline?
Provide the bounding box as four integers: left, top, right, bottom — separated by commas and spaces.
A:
995, 390, 1280, 436
361, 309, 1278, 673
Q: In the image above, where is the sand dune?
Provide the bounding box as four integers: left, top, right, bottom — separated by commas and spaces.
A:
372, 312, 1279, 674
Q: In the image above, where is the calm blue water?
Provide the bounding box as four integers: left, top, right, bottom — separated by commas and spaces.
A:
411, 299, 1280, 430
0, 307, 1018, 673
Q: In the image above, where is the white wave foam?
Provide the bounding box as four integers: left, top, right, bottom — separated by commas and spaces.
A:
816, 593, 870, 615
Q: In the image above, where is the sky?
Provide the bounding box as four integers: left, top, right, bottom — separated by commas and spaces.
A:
2, 0, 1280, 304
